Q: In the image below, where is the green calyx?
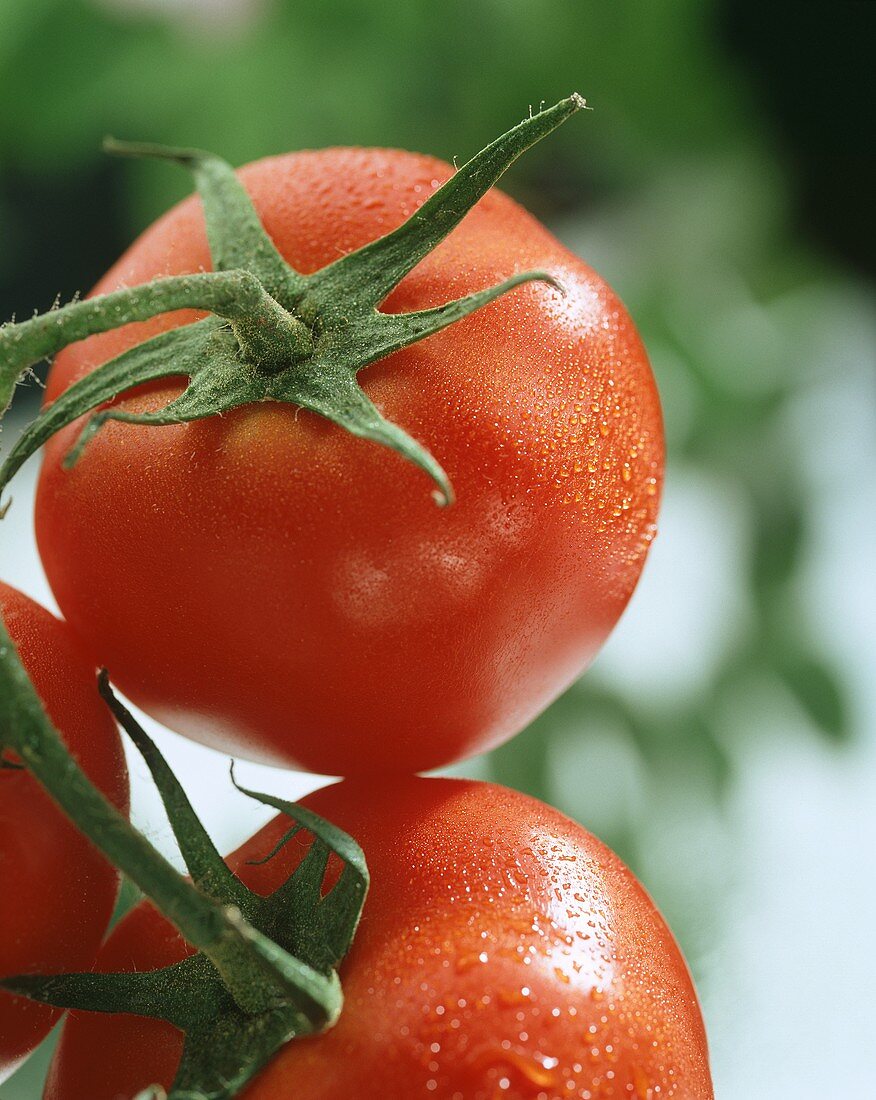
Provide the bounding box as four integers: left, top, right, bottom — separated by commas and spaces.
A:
0, 641, 368, 1100
0, 95, 586, 512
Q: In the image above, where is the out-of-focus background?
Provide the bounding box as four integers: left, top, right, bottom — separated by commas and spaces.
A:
2, 1, 874, 1095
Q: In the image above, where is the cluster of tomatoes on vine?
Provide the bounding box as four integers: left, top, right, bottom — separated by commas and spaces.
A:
0, 97, 713, 1099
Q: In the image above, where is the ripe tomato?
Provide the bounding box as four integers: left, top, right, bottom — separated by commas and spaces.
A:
36, 149, 663, 776
46, 778, 711, 1099
0, 582, 129, 1082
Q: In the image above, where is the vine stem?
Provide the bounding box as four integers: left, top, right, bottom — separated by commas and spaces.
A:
0, 269, 312, 383
0, 616, 291, 1017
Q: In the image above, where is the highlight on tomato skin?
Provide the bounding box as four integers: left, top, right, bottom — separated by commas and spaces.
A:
0, 582, 129, 1083
45, 777, 712, 1100
35, 145, 664, 779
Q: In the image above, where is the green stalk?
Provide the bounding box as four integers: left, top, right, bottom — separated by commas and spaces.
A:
0, 270, 311, 393
1, 608, 365, 1096
0, 616, 319, 1020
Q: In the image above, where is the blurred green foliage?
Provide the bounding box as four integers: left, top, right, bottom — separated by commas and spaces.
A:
1, 0, 759, 317
1, 6, 869, 1094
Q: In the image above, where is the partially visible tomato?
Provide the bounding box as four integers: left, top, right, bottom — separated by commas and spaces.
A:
36, 146, 663, 776
47, 778, 711, 1099
0, 582, 129, 1082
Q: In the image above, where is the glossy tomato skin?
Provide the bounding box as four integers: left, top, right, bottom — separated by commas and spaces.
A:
47, 778, 711, 1099
36, 149, 663, 775
0, 583, 129, 1082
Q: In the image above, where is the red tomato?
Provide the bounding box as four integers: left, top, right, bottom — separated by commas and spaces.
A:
46, 778, 711, 1099
36, 149, 663, 776
0, 582, 129, 1082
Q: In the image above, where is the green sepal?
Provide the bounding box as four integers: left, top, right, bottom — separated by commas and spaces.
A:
3, 951, 340, 1099
104, 138, 304, 307
0, 612, 342, 1012
95, 678, 368, 987
98, 672, 249, 908
64, 330, 266, 469
172, 1003, 319, 1099
0, 96, 585, 509
0, 960, 212, 1030
305, 94, 586, 311
1, 612, 369, 1098
230, 767, 369, 972
99, 677, 368, 976
328, 269, 564, 372
267, 360, 455, 505
0, 319, 219, 496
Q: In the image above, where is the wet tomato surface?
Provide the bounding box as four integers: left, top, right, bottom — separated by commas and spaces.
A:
47, 778, 711, 1099
36, 148, 663, 776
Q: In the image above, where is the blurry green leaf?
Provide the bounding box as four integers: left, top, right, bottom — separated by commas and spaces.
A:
0, 0, 55, 69
750, 489, 806, 594
488, 709, 553, 803
775, 651, 850, 742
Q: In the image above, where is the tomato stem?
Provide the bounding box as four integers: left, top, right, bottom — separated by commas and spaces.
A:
0, 615, 284, 1012
0, 269, 311, 389
0, 611, 367, 1097
0, 95, 586, 510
